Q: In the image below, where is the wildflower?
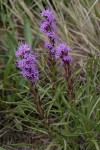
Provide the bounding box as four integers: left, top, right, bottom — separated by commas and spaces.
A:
15, 43, 38, 83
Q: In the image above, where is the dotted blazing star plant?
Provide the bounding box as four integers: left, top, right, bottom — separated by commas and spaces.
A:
15, 7, 75, 144
15, 42, 48, 122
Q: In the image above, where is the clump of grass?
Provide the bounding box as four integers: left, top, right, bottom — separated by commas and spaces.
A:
0, 0, 100, 150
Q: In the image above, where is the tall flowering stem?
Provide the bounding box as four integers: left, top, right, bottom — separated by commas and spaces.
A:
56, 43, 75, 100
15, 42, 48, 122
15, 42, 61, 137
40, 8, 57, 70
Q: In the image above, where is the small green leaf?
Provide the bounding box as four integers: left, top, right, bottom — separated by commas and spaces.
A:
1, 11, 6, 28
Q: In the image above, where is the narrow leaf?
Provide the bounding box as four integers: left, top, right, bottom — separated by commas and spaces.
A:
24, 18, 32, 48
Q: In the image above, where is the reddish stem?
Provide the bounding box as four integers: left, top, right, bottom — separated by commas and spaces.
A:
63, 61, 75, 101
30, 86, 49, 125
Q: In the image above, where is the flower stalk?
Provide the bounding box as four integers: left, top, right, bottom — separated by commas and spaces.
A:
64, 61, 75, 100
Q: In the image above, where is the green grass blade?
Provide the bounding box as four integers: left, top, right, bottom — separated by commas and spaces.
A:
0, 147, 6, 150
24, 18, 32, 48
3, 55, 14, 85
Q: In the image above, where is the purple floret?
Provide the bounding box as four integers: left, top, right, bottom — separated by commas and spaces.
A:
46, 31, 57, 40
44, 41, 53, 49
56, 43, 71, 58
40, 21, 56, 34
56, 43, 72, 63
41, 8, 55, 22
17, 59, 26, 69
15, 43, 30, 57
24, 53, 37, 63
40, 21, 50, 33
63, 55, 73, 62
15, 43, 38, 83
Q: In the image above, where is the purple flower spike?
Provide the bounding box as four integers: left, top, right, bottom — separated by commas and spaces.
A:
40, 8, 57, 55
15, 42, 38, 84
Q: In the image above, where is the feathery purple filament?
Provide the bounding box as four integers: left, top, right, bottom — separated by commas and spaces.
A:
15, 43, 38, 83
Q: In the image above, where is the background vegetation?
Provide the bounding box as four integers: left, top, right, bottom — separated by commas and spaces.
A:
0, 0, 100, 149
